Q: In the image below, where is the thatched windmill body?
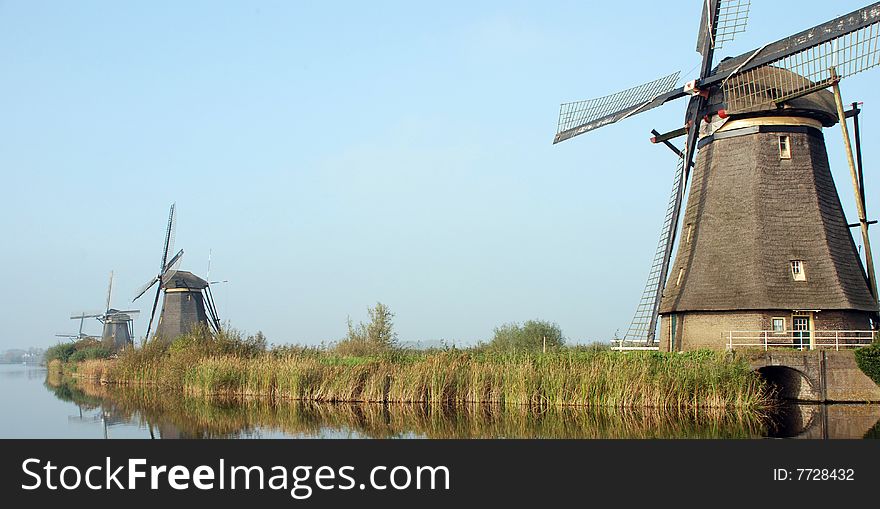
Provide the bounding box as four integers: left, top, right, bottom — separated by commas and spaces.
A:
554, 1, 880, 351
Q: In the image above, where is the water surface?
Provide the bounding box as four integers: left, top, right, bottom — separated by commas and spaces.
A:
1, 363, 878, 439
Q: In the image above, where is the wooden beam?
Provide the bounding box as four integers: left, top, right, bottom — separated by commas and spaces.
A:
650, 126, 689, 145
831, 67, 878, 302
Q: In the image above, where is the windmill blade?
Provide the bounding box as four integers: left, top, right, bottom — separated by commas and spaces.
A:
554, 71, 683, 143
696, 0, 751, 56
204, 286, 222, 333
703, 2, 880, 113
624, 156, 686, 343
161, 249, 184, 285
206, 248, 212, 282
107, 309, 140, 318
71, 311, 103, 319
144, 284, 162, 340
105, 271, 114, 313
160, 203, 177, 270
55, 334, 79, 339
132, 276, 159, 302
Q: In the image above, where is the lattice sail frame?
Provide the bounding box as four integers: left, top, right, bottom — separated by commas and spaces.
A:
556, 72, 681, 138
723, 17, 880, 113
714, 0, 751, 50
623, 157, 685, 343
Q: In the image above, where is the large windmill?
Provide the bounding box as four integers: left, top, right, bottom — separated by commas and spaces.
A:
132, 204, 221, 341
555, 1, 880, 351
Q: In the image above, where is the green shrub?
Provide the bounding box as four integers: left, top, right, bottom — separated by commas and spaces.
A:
44, 337, 104, 363
44, 343, 77, 363
69, 346, 113, 363
855, 343, 880, 385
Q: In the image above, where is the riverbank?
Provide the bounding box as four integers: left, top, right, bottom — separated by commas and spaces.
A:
51, 345, 770, 411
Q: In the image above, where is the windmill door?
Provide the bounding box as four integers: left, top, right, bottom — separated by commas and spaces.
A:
792, 315, 811, 350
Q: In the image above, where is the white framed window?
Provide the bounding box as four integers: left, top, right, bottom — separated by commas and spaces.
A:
791, 260, 806, 281
772, 317, 785, 333
779, 135, 791, 159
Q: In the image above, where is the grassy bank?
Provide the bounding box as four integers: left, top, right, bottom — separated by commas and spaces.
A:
64, 332, 769, 411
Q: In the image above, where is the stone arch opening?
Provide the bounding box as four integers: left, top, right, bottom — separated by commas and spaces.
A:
755, 365, 818, 401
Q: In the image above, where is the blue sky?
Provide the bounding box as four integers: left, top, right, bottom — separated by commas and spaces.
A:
1, 0, 877, 349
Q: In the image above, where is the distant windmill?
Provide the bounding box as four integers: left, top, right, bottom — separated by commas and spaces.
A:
63, 272, 139, 349
97, 271, 140, 350
133, 204, 221, 341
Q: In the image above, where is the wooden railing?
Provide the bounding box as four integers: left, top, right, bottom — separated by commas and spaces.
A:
725, 330, 875, 351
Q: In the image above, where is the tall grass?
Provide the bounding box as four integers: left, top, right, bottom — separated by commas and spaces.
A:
81, 332, 769, 410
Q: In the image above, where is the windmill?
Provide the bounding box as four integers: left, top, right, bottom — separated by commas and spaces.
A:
555, 1, 880, 351
133, 204, 221, 341
61, 272, 140, 349
97, 271, 140, 350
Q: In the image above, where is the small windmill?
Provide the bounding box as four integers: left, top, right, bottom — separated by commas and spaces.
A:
133, 204, 221, 341
62, 272, 140, 349
97, 271, 140, 350
555, 1, 880, 350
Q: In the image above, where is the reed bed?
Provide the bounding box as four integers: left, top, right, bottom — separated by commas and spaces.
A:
48, 379, 767, 439
81, 348, 769, 411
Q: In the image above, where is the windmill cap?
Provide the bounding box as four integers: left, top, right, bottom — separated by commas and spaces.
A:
104, 310, 134, 321
161, 270, 209, 290
709, 62, 839, 127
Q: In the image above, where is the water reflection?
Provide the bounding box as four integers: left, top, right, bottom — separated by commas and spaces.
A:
765, 403, 880, 439
0, 365, 48, 380
44, 374, 770, 439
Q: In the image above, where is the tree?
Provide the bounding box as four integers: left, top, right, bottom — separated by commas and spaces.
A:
336, 302, 397, 356
365, 302, 397, 348
489, 320, 565, 352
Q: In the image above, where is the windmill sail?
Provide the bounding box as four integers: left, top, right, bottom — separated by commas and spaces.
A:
554, 72, 682, 143
696, 0, 751, 56
161, 203, 177, 270
161, 249, 184, 285
624, 157, 685, 343
723, 23, 880, 113
708, 2, 880, 113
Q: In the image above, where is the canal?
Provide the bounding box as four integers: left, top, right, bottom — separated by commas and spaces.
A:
1, 363, 878, 439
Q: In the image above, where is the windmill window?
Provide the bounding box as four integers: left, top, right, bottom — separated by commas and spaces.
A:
790, 260, 806, 281
778, 136, 791, 159
676, 268, 684, 286
686, 223, 693, 244
772, 317, 786, 333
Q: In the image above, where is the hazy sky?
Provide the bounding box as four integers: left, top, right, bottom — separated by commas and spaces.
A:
1, 0, 877, 349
